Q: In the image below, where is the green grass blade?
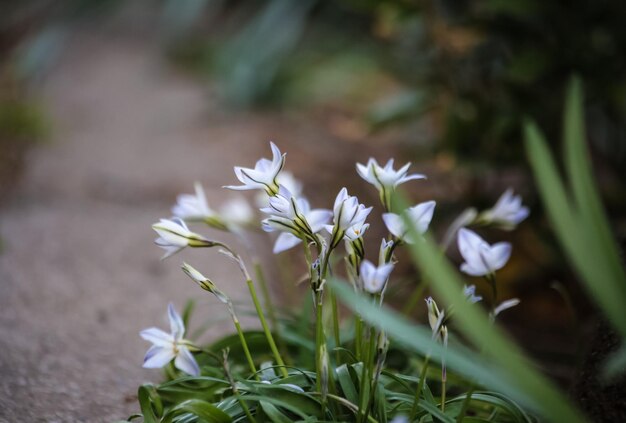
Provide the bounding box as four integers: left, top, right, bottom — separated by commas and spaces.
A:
562, 77, 626, 316
332, 280, 586, 422
526, 119, 626, 338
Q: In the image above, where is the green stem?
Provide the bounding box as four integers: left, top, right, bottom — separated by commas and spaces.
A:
315, 291, 327, 411
247, 278, 288, 378
357, 327, 371, 423
456, 386, 475, 423
254, 261, 290, 365
485, 273, 497, 314
409, 355, 430, 421
361, 327, 377, 423
441, 378, 446, 412
233, 318, 258, 377
254, 261, 277, 331
355, 316, 363, 361
330, 286, 341, 364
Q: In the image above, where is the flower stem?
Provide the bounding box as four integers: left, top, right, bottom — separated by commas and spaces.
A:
222, 350, 257, 423
330, 286, 341, 364
233, 317, 258, 377
355, 316, 363, 361
315, 290, 327, 410
409, 355, 430, 421
246, 278, 288, 378
254, 261, 290, 365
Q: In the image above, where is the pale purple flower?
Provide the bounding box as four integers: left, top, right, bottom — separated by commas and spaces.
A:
360, 260, 394, 294
457, 228, 511, 276
463, 284, 483, 304
481, 189, 529, 229
382, 201, 436, 243
140, 303, 200, 376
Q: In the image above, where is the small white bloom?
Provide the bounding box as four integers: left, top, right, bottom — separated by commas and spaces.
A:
382, 201, 436, 243
360, 260, 394, 294
457, 228, 511, 277
152, 218, 215, 259
261, 186, 331, 253
463, 284, 483, 304
219, 196, 255, 230
357, 158, 425, 191
378, 238, 395, 265
481, 189, 529, 229
172, 182, 216, 221
326, 188, 372, 249
224, 142, 285, 195
181, 263, 229, 304
425, 297, 443, 333
493, 298, 520, 317
140, 303, 200, 376
357, 158, 425, 209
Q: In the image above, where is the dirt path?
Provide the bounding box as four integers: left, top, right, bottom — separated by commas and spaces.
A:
0, 25, 306, 422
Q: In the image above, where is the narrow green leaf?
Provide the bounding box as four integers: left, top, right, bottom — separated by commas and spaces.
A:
333, 275, 585, 423
526, 118, 626, 338
562, 77, 626, 333
162, 399, 232, 423
260, 400, 293, 423
336, 364, 359, 405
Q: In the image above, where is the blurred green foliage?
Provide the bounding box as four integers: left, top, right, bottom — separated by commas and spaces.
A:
165, 0, 626, 178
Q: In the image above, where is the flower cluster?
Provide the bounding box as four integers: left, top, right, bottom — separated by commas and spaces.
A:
141, 140, 527, 388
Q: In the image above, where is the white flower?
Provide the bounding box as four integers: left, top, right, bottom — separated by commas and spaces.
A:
463, 284, 483, 304
493, 298, 520, 317
481, 189, 529, 229
378, 238, 395, 265
140, 303, 200, 376
152, 218, 215, 259
360, 260, 394, 294
425, 297, 442, 332
254, 171, 303, 207
181, 262, 229, 304
382, 201, 436, 243
224, 142, 285, 195
219, 197, 254, 230
356, 158, 425, 208
172, 182, 215, 221
326, 188, 372, 249
261, 186, 331, 253
457, 228, 511, 277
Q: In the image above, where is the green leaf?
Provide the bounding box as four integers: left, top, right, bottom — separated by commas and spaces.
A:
137, 384, 162, 423
561, 77, 626, 336
260, 400, 294, 423
332, 277, 586, 423
336, 364, 359, 405
162, 399, 232, 423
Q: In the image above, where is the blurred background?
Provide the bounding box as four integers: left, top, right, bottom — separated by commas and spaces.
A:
1, 0, 625, 420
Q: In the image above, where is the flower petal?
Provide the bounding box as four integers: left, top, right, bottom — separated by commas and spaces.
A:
140, 327, 174, 346
168, 303, 185, 339
487, 242, 512, 271
273, 232, 302, 254
174, 347, 200, 376
143, 345, 176, 369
